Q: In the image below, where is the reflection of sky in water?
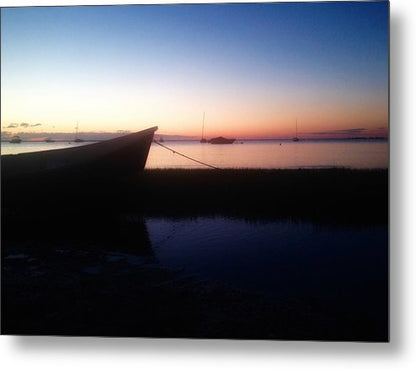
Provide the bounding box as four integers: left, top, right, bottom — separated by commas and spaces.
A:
1, 140, 388, 169
147, 217, 387, 306
147, 140, 388, 169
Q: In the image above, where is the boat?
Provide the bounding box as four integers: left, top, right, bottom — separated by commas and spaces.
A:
292, 118, 300, 142
1, 126, 158, 180
209, 136, 235, 144
158, 136, 164, 143
44, 137, 55, 143
200, 112, 207, 143
74, 121, 84, 143
9, 135, 22, 144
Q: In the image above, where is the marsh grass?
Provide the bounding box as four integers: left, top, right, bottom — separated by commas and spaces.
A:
2, 168, 387, 225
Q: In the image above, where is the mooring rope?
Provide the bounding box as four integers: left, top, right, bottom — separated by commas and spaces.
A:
152, 140, 220, 170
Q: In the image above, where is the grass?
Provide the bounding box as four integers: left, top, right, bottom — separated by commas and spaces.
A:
2, 168, 388, 225
134, 168, 388, 224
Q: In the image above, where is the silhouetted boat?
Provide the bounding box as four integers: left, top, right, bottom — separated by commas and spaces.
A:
9, 136, 22, 144
44, 137, 55, 143
209, 136, 235, 144
200, 112, 207, 143
158, 136, 164, 143
1, 126, 158, 180
292, 118, 300, 142
74, 121, 84, 143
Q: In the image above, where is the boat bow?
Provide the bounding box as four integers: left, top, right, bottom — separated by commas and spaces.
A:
1, 126, 158, 180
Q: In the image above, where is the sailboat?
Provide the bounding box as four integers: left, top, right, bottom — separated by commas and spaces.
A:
292, 118, 300, 142
9, 135, 22, 144
199, 112, 235, 144
74, 122, 84, 143
200, 112, 207, 143
209, 136, 236, 144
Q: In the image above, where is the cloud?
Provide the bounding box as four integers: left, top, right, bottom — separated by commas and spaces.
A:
309, 128, 367, 136
336, 128, 367, 134
5, 123, 19, 128
20, 123, 29, 128
30, 123, 42, 127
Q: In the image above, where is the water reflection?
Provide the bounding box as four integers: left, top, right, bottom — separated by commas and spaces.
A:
2, 209, 154, 256
147, 216, 388, 334
2, 208, 388, 339
146, 140, 388, 169
148, 217, 387, 297
1, 139, 388, 169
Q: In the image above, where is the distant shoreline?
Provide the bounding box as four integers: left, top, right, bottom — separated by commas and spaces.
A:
0, 137, 388, 143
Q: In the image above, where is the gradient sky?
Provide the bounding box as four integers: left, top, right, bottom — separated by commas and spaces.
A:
1, 2, 389, 139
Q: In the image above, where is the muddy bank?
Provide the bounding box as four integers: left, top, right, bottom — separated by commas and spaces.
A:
1, 241, 387, 341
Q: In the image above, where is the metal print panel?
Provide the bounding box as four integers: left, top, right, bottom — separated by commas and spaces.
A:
1, 1, 389, 341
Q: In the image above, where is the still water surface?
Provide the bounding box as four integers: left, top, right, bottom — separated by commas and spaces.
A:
146, 217, 387, 303
1, 139, 388, 169
145, 216, 387, 334
148, 140, 388, 169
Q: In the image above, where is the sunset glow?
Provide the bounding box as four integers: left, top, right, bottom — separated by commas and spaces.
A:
1, 2, 388, 139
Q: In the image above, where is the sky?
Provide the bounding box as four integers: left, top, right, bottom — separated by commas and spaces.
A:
1, 1, 389, 139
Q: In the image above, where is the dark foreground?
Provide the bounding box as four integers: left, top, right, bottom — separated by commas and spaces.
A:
1, 169, 388, 340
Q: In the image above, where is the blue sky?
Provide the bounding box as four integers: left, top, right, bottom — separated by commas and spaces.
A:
1, 2, 389, 138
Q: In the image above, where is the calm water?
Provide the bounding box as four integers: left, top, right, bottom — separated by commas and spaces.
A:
1, 139, 388, 169
147, 217, 387, 303
144, 216, 387, 338
145, 216, 388, 335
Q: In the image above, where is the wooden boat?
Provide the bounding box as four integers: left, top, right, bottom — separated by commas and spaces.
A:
1, 126, 157, 180
9, 135, 22, 144
209, 136, 235, 144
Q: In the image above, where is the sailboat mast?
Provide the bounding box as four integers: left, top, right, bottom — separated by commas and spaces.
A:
292, 117, 299, 141
201, 112, 205, 140
75, 121, 79, 140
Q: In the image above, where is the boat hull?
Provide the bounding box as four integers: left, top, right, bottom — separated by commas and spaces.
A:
1, 126, 157, 180
9, 136, 22, 144
209, 136, 235, 144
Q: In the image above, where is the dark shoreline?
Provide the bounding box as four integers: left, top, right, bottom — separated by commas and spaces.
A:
1, 168, 388, 340
2, 168, 388, 225
1, 137, 388, 143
